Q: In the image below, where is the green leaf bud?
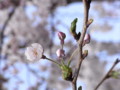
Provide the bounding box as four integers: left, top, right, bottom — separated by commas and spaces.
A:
70, 18, 78, 34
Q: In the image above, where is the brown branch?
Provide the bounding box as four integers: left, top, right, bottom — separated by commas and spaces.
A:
0, 7, 17, 59
94, 58, 120, 90
0, 6, 17, 75
66, 0, 116, 4
71, 0, 91, 90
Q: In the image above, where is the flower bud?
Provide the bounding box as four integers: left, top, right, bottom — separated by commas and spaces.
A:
56, 49, 65, 58
87, 19, 93, 27
58, 31, 66, 40
83, 33, 91, 46
82, 50, 88, 59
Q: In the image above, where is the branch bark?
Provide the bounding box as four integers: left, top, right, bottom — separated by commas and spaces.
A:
71, 0, 91, 90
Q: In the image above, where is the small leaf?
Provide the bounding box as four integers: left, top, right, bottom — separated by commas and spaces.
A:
70, 18, 78, 34
109, 71, 120, 79
78, 86, 82, 90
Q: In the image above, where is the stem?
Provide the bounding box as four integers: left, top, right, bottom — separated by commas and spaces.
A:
70, 0, 92, 90
72, 1, 91, 89
45, 57, 61, 67
94, 59, 120, 90
61, 44, 63, 50
61, 59, 65, 66
72, 82, 77, 90
68, 48, 78, 66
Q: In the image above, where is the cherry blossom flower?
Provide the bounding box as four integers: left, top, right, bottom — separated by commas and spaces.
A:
25, 43, 44, 62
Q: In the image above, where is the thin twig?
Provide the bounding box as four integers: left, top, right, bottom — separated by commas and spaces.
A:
0, 7, 17, 59
71, 0, 91, 90
0, 7, 17, 75
94, 58, 120, 90
45, 57, 61, 67
68, 48, 78, 66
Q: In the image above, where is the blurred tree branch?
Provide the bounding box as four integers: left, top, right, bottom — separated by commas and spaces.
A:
94, 58, 120, 90
0, 7, 17, 63
66, 0, 118, 4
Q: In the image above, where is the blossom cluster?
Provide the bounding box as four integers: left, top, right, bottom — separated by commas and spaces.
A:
24, 18, 91, 81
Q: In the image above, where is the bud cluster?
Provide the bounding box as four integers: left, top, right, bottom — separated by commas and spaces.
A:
56, 31, 66, 58
24, 18, 92, 81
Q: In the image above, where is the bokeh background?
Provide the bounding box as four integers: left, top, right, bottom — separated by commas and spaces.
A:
0, 0, 120, 90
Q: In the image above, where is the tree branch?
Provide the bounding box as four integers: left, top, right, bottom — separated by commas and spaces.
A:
0, 6, 17, 75
0, 7, 17, 60
94, 58, 120, 90
72, 0, 91, 90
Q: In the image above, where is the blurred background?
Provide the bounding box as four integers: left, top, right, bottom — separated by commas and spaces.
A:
0, 0, 120, 90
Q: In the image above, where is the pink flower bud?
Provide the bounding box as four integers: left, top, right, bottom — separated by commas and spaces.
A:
84, 33, 90, 44
56, 49, 65, 58
58, 31, 66, 40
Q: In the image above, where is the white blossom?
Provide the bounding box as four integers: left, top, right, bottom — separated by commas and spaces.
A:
25, 43, 44, 62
